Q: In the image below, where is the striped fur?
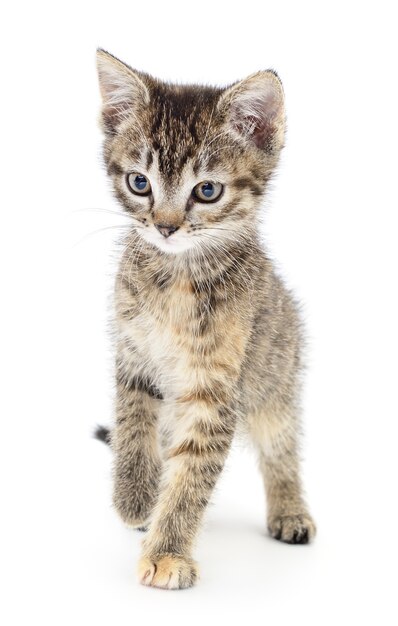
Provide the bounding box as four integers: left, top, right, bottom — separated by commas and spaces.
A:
96, 49, 315, 589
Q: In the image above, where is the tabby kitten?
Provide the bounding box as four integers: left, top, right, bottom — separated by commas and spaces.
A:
95, 49, 315, 590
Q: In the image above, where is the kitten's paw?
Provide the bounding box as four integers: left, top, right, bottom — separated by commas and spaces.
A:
113, 471, 159, 530
268, 513, 316, 544
138, 554, 198, 590
113, 492, 153, 530
124, 519, 149, 531
113, 500, 149, 529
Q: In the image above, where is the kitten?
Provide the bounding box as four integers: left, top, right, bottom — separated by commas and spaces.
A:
95, 49, 316, 589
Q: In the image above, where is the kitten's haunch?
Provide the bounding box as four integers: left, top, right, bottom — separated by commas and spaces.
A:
95, 48, 316, 590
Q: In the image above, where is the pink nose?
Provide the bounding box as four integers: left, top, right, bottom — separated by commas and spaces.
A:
155, 224, 179, 238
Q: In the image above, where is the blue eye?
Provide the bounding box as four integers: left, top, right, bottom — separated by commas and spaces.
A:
135, 175, 147, 190
202, 182, 215, 197
193, 181, 223, 202
127, 172, 152, 195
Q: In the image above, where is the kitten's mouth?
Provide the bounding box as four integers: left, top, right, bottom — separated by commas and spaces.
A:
138, 225, 195, 254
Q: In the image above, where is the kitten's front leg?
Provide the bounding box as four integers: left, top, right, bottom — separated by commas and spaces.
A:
113, 376, 161, 528
138, 396, 236, 589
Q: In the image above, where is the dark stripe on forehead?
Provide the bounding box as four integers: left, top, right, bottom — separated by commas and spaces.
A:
146, 150, 153, 169
192, 159, 201, 176
187, 106, 201, 143
147, 85, 223, 179
156, 144, 196, 180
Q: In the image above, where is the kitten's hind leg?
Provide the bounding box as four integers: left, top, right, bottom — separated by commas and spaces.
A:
248, 405, 316, 544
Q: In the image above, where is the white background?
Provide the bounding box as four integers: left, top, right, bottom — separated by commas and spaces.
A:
1, 1, 397, 624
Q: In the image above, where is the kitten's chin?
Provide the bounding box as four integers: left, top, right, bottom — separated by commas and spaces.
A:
138, 229, 195, 255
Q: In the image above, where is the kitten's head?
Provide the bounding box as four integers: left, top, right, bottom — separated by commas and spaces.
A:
97, 49, 285, 255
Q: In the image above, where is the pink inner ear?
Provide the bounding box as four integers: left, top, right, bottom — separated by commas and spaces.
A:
231, 108, 277, 150
230, 83, 283, 151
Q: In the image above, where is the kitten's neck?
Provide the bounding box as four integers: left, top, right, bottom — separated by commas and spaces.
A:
124, 227, 262, 284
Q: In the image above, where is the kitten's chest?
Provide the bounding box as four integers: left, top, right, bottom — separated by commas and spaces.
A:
149, 275, 199, 330
122, 275, 206, 377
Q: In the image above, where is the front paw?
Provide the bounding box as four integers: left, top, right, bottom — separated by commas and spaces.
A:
113, 482, 155, 529
268, 513, 316, 544
138, 554, 198, 590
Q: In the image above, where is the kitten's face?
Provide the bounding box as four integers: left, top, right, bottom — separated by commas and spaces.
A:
97, 50, 285, 255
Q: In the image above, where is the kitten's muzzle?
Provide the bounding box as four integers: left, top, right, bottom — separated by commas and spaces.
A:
155, 223, 180, 238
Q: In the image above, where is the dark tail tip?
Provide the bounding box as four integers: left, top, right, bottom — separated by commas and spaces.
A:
93, 425, 111, 445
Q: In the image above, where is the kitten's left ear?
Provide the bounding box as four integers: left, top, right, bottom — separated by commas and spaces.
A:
218, 71, 285, 152
96, 49, 150, 134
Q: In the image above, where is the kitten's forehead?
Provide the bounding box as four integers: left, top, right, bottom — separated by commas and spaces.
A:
145, 83, 223, 181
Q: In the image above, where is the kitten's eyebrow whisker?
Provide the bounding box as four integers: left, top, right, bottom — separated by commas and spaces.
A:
202, 144, 231, 163
201, 129, 229, 151
199, 126, 241, 165
197, 129, 230, 166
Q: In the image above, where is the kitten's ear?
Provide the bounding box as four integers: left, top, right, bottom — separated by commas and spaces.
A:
219, 71, 285, 152
96, 49, 150, 134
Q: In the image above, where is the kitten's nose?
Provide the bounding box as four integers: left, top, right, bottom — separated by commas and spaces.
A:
155, 223, 180, 238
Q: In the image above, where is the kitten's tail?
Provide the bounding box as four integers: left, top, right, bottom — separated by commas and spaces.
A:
93, 425, 111, 446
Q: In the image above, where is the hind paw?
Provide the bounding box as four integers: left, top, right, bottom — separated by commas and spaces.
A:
268, 513, 316, 544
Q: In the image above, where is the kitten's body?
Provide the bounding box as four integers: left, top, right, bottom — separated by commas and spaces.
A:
96, 50, 315, 589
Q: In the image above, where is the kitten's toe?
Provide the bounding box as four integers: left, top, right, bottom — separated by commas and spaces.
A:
138, 554, 198, 590
268, 513, 316, 544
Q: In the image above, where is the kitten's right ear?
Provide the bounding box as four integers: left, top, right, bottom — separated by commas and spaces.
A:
96, 49, 150, 134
